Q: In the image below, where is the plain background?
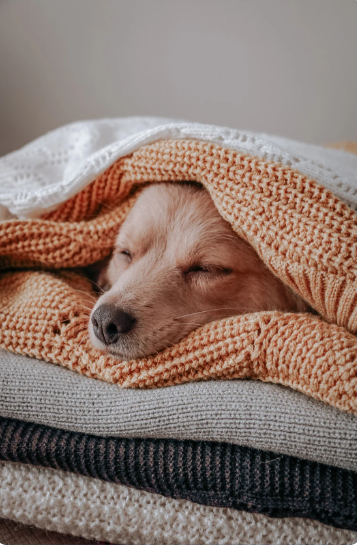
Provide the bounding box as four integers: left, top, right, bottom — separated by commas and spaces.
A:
0, 0, 356, 156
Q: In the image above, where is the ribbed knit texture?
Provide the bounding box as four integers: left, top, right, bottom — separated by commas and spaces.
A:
0, 417, 356, 531
1, 140, 357, 414
1, 350, 357, 472
3, 461, 357, 545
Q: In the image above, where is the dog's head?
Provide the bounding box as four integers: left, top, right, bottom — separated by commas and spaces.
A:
89, 182, 305, 359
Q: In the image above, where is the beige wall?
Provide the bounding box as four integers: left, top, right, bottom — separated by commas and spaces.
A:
0, 0, 356, 155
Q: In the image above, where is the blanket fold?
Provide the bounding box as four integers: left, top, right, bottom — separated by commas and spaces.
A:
1, 140, 357, 414
2, 350, 356, 472
2, 461, 356, 545
0, 416, 356, 531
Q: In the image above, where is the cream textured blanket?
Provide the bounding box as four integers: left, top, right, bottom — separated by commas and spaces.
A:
1, 461, 356, 545
1, 119, 357, 415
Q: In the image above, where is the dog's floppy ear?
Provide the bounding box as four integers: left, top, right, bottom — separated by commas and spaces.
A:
84, 255, 112, 292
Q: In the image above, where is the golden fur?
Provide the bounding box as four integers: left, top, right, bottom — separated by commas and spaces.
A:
89, 183, 308, 359
1, 140, 357, 415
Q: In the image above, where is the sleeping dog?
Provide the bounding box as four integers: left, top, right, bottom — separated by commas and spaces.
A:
89, 183, 308, 359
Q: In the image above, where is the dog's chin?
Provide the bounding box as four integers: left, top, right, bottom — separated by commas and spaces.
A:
93, 344, 160, 361
88, 318, 198, 360
88, 324, 161, 361
104, 345, 149, 361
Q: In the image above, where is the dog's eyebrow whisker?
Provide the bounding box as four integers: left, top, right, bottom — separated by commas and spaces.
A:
73, 288, 98, 301
160, 338, 175, 345
73, 305, 94, 313
173, 308, 242, 320
164, 340, 176, 347
176, 322, 205, 327
87, 278, 105, 293
159, 338, 178, 352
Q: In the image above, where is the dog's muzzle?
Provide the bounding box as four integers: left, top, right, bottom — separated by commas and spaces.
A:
91, 305, 136, 345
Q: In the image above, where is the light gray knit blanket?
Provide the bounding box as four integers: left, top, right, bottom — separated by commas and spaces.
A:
1, 350, 356, 471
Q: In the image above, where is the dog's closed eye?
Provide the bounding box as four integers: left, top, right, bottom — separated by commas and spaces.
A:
115, 248, 132, 262
182, 264, 233, 278
89, 182, 308, 360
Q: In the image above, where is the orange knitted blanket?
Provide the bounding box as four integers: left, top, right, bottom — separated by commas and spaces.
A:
1, 140, 357, 414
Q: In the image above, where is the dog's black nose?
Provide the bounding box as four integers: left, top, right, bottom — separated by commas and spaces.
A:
91, 305, 136, 345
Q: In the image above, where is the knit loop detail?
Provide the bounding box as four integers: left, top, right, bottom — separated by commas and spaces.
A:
1, 140, 357, 414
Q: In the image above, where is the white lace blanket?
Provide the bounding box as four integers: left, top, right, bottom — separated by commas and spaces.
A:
0, 116, 356, 220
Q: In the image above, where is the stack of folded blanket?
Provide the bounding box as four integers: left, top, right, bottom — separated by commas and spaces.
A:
0, 117, 357, 545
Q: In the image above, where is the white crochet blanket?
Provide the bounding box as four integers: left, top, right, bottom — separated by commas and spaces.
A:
0, 116, 357, 220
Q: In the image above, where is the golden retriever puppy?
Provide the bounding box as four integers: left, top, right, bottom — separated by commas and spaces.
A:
89, 183, 308, 359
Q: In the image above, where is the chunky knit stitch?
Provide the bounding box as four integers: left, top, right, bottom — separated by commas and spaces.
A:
1, 140, 357, 413
2, 461, 357, 545
0, 417, 356, 531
